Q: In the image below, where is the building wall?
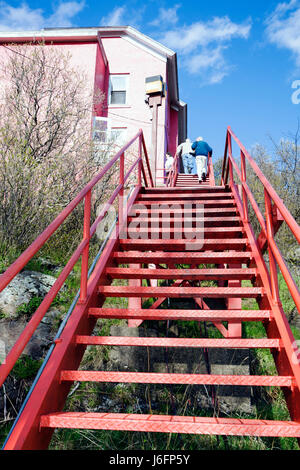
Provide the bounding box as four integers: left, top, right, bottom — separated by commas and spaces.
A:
101, 36, 169, 183
0, 42, 98, 128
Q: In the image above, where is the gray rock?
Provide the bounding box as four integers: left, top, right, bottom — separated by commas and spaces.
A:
0, 270, 56, 318
0, 317, 53, 361
36, 258, 58, 271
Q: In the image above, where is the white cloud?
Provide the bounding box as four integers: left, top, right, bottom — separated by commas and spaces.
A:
187, 46, 232, 84
100, 6, 126, 26
99, 5, 146, 28
266, 0, 300, 66
149, 4, 180, 27
159, 15, 251, 85
161, 16, 251, 53
47, 2, 86, 27
0, 1, 85, 31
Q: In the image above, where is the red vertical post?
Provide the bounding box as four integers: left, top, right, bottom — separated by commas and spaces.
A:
149, 95, 162, 186
264, 189, 281, 305
79, 190, 92, 303
129, 138, 142, 327
227, 137, 241, 337
221, 131, 228, 185
137, 135, 142, 186
224, 133, 232, 185
119, 152, 125, 239
240, 150, 248, 223
227, 262, 242, 338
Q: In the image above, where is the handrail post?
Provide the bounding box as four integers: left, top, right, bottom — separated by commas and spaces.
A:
228, 155, 234, 186
264, 189, 281, 305
138, 135, 142, 186
79, 190, 92, 303
221, 131, 229, 185
224, 133, 231, 185
208, 151, 215, 186
172, 154, 178, 187
119, 152, 125, 238
240, 150, 249, 223
141, 132, 154, 188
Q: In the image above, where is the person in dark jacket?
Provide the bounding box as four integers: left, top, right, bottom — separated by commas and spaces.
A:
191, 137, 213, 181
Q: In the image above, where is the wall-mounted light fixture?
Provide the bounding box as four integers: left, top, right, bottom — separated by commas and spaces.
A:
145, 75, 166, 185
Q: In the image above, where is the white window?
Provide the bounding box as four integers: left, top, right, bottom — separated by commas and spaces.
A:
92, 116, 111, 143
111, 128, 127, 146
109, 75, 129, 105
92, 117, 127, 149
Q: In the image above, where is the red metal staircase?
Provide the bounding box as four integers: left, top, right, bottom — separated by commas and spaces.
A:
0, 127, 300, 449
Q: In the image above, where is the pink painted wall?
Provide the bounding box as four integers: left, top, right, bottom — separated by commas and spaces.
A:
101, 36, 169, 183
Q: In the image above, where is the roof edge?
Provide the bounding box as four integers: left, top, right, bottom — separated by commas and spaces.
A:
0, 26, 176, 58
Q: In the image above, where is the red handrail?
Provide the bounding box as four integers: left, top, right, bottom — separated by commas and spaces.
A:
0, 129, 153, 387
207, 152, 215, 186
166, 153, 179, 187
222, 126, 300, 313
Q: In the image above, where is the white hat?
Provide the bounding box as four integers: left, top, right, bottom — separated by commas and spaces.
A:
197, 136, 203, 141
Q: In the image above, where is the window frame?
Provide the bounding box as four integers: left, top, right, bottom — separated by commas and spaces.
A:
108, 74, 130, 107
110, 127, 128, 146
92, 116, 111, 144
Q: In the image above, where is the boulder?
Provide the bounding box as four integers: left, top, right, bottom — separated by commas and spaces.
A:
0, 317, 53, 361
0, 270, 56, 318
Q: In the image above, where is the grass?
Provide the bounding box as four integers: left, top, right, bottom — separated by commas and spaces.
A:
16, 296, 43, 318
12, 356, 43, 380
50, 428, 276, 451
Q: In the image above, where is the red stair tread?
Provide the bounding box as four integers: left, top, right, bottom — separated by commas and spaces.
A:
113, 251, 252, 263
40, 412, 300, 437
129, 207, 238, 215
104, 267, 256, 280
133, 202, 237, 210
126, 230, 244, 237
129, 215, 241, 220
144, 186, 228, 192
138, 192, 232, 199
128, 217, 242, 227
119, 239, 247, 251
88, 307, 271, 321
60, 370, 294, 387
75, 336, 280, 349
126, 227, 245, 237
134, 200, 235, 206
98, 285, 264, 298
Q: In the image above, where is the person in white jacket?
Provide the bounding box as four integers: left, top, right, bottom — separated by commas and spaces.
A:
176, 138, 195, 174
165, 153, 174, 182
165, 153, 174, 172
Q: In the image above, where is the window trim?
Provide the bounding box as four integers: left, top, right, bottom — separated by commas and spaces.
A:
110, 127, 128, 145
108, 74, 130, 106
92, 117, 128, 147
92, 116, 111, 143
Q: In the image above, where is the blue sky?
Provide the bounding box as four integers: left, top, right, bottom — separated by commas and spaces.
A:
1, 0, 300, 159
